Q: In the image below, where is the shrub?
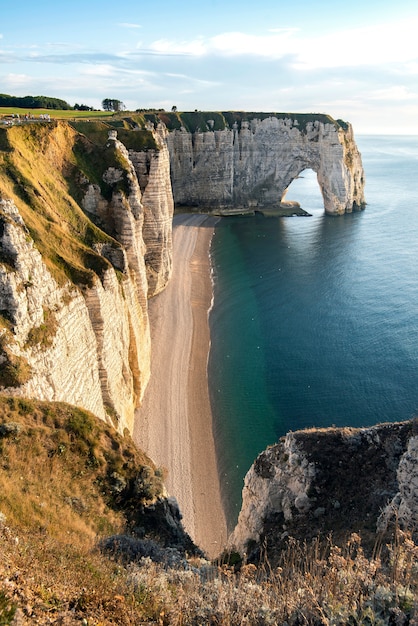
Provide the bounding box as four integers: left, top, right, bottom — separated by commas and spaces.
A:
0, 590, 16, 625
0, 341, 32, 387
25, 308, 58, 350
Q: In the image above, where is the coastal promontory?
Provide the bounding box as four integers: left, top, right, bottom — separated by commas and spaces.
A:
0, 112, 365, 434
0, 111, 417, 624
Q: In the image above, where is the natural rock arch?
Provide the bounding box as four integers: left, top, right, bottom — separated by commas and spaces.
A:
166, 115, 366, 216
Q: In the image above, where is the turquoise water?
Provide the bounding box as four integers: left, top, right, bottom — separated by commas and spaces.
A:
208, 135, 418, 529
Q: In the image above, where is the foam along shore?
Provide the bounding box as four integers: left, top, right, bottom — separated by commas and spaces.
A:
134, 213, 227, 557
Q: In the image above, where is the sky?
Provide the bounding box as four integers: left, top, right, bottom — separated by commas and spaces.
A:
1, 0, 418, 134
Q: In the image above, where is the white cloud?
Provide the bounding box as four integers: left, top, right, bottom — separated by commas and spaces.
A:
164, 72, 189, 79
368, 86, 417, 102
209, 31, 296, 57
163, 72, 221, 88
118, 22, 142, 29
80, 64, 120, 77
5, 73, 31, 86
268, 27, 300, 35
292, 17, 418, 70
149, 38, 207, 56
394, 62, 418, 76
144, 15, 418, 70
147, 30, 298, 58
79, 64, 156, 80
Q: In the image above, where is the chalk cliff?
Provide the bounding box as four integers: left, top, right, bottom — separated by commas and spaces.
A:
165, 113, 365, 215
0, 120, 174, 434
229, 420, 418, 564
2, 111, 417, 577
0, 113, 364, 439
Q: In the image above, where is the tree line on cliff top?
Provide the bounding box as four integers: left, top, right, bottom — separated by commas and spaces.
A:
0, 93, 96, 111
0, 93, 130, 112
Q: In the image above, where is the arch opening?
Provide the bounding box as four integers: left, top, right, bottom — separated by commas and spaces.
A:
282, 168, 325, 216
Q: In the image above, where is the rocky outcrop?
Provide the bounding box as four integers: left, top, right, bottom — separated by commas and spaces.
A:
129, 124, 174, 297
82, 126, 174, 298
381, 435, 418, 534
230, 420, 418, 563
166, 115, 365, 215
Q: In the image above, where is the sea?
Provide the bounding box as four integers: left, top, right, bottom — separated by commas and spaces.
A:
207, 134, 418, 530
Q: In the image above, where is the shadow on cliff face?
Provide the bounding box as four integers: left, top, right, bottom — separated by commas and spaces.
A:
0, 395, 199, 556
252, 419, 418, 566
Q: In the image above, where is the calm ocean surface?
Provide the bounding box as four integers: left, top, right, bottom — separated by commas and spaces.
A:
208, 134, 418, 529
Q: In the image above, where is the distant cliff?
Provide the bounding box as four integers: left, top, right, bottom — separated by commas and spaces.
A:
162, 112, 365, 215
229, 420, 418, 564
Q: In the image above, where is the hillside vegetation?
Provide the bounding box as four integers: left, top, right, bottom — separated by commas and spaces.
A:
0, 120, 156, 292
1, 107, 348, 133
0, 95, 72, 111
0, 396, 194, 623
0, 395, 417, 624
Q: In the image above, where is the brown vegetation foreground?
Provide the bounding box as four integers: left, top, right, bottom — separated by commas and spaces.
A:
0, 396, 417, 625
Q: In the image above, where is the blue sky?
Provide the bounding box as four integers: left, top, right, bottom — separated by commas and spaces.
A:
1, 0, 418, 134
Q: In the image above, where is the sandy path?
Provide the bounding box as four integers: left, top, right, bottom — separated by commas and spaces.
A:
134, 214, 227, 557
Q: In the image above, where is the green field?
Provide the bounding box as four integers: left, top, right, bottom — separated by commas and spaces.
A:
0, 107, 116, 120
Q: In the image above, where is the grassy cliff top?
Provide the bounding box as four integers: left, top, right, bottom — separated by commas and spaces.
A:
1, 107, 349, 134
135, 110, 348, 133
0, 120, 145, 288
0, 110, 349, 292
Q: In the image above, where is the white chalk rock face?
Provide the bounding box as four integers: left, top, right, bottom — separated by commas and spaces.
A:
0, 198, 147, 435
167, 117, 365, 215
0, 123, 174, 435
129, 124, 174, 297
230, 421, 418, 558
395, 436, 418, 532
0, 199, 106, 421
229, 433, 316, 555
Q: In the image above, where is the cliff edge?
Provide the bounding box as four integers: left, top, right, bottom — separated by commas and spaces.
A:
162, 112, 365, 215
0, 120, 174, 435
230, 420, 418, 564
0, 112, 365, 437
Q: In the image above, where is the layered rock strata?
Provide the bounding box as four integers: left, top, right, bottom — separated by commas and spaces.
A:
167, 116, 365, 215
230, 420, 418, 563
82, 125, 174, 299
129, 124, 174, 297
0, 198, 143, 434
0, 122, 174, 435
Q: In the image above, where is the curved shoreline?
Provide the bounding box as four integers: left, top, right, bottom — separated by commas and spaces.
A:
134, 214, 227, 557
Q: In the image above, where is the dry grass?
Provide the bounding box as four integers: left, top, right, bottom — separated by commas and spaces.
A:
0, 121, 122, 287
2, 525, 417, 625
0, 396, 417, 625
0, 118, 162, 290
126, 531, 418, 625
0, 395, 176, 624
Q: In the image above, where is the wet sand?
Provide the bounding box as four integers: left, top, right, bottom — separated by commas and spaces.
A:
134, 214, 227, 557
